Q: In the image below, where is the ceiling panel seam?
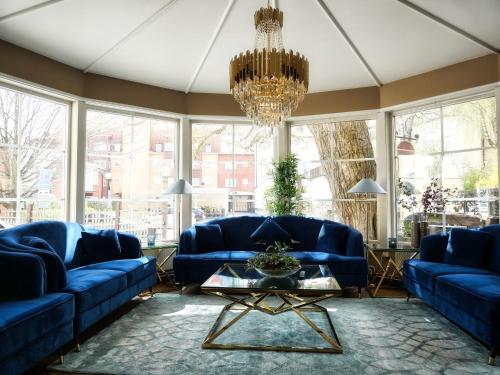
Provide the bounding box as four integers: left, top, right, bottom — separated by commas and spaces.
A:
83, 0, 179, 73
395, 0, 499, 54
0, 0, 65, 23
316, 0, 382, 87
185, 0, 235, 93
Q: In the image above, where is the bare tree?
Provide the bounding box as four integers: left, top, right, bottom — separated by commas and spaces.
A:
309, 121, 377, 238
0, 88, 64, 199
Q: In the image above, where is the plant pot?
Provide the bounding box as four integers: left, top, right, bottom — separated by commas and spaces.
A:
255, 268, 300, 278
411, 217, 420, 248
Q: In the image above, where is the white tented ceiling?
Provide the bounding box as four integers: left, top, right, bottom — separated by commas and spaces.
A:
0, 0, 499, 94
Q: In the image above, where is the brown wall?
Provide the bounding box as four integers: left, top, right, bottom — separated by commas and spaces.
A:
0, 40, 84, 96
84, 73, 186, 114
295, 86, 380, 116
1, 39, 498, 116
380, 54, 499, 108
186, 93, 243, 116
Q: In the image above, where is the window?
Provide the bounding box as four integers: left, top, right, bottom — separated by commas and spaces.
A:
85, 109, 177, 241
192, 123, 273, 222
0, 85, 69, 225
291, 120, 376, 236
395, 96, 497, 241
225, 178, 236, 187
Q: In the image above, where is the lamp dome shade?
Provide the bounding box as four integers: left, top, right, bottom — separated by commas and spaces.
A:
165, 179, 193, 195
348, 178, 386, 194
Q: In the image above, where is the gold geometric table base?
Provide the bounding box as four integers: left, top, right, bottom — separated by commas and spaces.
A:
202, 291, 342, 354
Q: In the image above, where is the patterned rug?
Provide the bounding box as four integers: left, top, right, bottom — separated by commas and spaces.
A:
50, 294, 498, 375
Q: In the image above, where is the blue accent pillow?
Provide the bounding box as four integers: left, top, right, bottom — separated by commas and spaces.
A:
316, 223, 349, 254
250, 218, 291, 246
20, 236, 55, 252
444, 228, 491, 269
195, 224, 225, 252
81, 229, 122, 265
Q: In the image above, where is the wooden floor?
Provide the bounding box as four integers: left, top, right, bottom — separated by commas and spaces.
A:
27, 280, 406, 375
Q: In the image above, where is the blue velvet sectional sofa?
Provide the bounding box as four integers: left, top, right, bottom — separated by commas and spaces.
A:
174, 215, 367, 291
0, 221, 157, 375
403, 226, 500, 365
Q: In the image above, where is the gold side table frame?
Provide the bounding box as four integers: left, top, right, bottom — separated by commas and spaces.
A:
367, 246, 419, 296
202, 290, 342, 353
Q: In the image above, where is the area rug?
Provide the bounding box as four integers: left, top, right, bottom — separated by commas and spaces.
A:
50, 294, 498, 375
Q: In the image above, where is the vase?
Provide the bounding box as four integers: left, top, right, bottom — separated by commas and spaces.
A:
411, 217, 420, 248
255, 268, 300, 278
419, 221, 429, 241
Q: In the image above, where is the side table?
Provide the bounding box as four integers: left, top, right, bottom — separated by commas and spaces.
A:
366, 245, 419, 296
141, 242, 178, 283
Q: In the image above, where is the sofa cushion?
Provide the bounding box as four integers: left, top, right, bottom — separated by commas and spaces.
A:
82, 256, 156, 286
444, 228, 491, 269
250, 218, 291, 246
64, 268, 127, 312
195, 224, 225, 253
435, 273, 500, 326
480, 225, 500, 274
316, 223, 349, 255
81, 229, 122, 265
403, 259, 493, 291
0, 292, 74, 361
288, 252, 367, 275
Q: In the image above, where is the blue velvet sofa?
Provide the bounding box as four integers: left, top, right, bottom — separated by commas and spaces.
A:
403, 226, 500, 365
174, 215, 367, 291
0, 221, 157, 375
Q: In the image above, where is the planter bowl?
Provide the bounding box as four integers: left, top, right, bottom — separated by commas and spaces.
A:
255, 267, 300, 278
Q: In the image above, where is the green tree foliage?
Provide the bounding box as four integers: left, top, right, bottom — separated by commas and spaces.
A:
265, 154, 303, 216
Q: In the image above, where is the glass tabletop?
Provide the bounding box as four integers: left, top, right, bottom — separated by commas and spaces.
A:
201, 263, 341, 295
369, 246, 419, 252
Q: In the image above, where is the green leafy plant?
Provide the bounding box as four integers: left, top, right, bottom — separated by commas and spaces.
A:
247, 240, 301, 271
265, 154, 304, 216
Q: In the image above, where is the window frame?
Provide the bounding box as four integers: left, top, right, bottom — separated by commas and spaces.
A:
392, 93, 498, 237
84, 104, 180, 239
289, 118, 378, 216
0, 81, 72, 224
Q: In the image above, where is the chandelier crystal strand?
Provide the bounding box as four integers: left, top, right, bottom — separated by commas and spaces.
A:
229, 6, 308, 134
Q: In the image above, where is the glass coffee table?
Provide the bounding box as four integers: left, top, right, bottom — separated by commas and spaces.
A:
200, 263, 343, 353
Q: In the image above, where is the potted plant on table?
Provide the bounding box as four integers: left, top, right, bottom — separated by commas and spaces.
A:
247, 240, 301, 278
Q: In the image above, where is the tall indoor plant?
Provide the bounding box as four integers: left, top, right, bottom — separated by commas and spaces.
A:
265, 154, 304, 216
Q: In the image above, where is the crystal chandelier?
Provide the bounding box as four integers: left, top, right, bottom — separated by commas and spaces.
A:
229, 6, 309, 133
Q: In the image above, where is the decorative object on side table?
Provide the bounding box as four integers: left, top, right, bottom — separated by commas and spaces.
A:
247, 240, 301, 278
147, 228, 156, 246
388, 237, 397, 248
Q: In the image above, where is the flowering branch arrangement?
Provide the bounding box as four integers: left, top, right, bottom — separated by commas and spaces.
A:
398, 177, 455, 221
421, 178, 455, 219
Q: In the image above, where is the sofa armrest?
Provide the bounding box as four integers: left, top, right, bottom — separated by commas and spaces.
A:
117, 232, 142, 259
345, 229, 364, 257
0, 239, 67, 292
0, 250, 46, 300
420, 233, 449, 262
179, 227, 197, 254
